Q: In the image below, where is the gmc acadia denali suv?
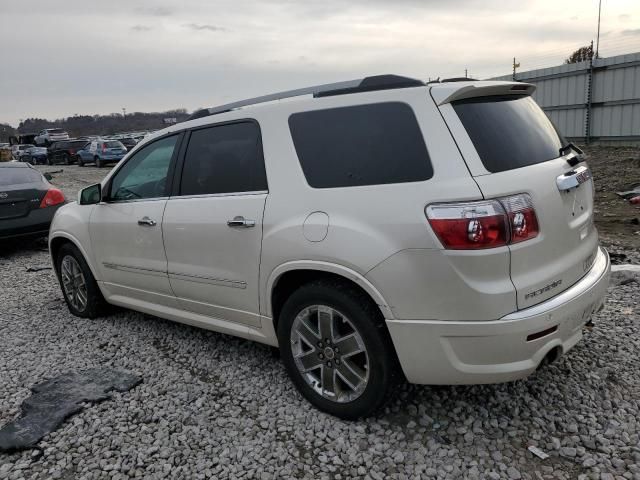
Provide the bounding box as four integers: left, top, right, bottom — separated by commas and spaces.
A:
48, 75, 611, 419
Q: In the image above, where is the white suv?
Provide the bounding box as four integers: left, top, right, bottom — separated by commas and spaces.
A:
49, 75, 611, 418
34, 128, 69, 146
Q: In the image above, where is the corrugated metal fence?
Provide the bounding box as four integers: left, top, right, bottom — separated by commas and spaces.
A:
493, 51, 640, 144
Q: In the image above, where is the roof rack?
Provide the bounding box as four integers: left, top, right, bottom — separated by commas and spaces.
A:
187, 74, 425, 121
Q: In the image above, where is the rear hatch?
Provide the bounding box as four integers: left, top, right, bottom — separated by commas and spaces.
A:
103, 141, 126, 155
435, 82, 598, 309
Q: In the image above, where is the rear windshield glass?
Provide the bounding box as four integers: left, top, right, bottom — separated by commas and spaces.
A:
105, 141, 124, 148
453, 95, 564, 173
0, 168, 42, 186
48, 129, 64, 133
289, 102, 433, 188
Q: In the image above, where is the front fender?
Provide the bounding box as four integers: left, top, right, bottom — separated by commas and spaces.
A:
48, 203, 98, 279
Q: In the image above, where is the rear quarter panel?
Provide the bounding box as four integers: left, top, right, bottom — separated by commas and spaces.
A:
253, 87, 501, 319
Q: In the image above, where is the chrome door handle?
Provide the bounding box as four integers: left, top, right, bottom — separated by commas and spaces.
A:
137, 216, 157, 227
227, 216, 256, 228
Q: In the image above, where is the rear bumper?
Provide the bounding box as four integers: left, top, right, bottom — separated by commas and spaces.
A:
387, 247, 611, 385
0, 205, 62, 240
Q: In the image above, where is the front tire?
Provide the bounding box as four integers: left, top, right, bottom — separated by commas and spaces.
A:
277, 280, 398, 419
77, 156, 84, 167
95, 156, 103, 168
63, 153, 70, 165
55, 243, 106, 319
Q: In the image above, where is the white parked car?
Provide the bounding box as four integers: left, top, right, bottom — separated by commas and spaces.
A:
34, 128, 69, 146
11, 144, 35, 160
49, 75, 610, 418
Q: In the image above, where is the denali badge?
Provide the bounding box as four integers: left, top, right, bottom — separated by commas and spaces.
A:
525, 279, 563, 300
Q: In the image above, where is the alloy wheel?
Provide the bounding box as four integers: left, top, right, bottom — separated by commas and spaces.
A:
60, 255, 88, 312
290, 305, 369, 403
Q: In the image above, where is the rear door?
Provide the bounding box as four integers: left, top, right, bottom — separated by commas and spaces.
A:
162, 121, 268, 327
438, 90, 598, 309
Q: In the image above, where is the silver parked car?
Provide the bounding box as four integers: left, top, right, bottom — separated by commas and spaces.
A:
49, 75, 610, 418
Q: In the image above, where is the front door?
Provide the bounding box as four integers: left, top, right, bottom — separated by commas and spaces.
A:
90, 134, 181, 307
162, 121, 268, 327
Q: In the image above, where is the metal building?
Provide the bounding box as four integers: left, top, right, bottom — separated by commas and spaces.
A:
493, 51, 640, 145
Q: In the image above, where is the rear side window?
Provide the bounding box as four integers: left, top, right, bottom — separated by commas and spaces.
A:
289, 102, 432, 188
453, 95, 564, 173
180, 122, 267, 196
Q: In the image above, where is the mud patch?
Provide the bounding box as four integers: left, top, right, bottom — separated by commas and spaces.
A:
0, 368, 141, 452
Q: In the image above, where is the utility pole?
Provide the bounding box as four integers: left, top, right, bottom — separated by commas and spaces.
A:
465, 68, 468, 78
512, 57, 520, 81
122, 108, 126, 119
595, 0, 602, 58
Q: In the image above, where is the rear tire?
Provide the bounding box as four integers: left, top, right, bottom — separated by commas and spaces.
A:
63, 153, 70, 165
277, 279, 398, 419
95, 156, 103, 168
55, 243, 106, 319
77, 156, 84, 167
46, 156, 52, 165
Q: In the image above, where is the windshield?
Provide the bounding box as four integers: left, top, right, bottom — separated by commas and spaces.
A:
453, 95, 564, 173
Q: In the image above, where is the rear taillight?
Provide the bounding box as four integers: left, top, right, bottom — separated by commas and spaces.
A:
426, 200, 508, 249
500, 194, 539, 244
101, 143, 107, 153
426, 194, 538, 250
40, 188, 65, 208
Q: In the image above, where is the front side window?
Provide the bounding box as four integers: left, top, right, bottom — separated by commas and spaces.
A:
289, 102, 433, 188
179, 121, 267, 196
109, 135, 178, 201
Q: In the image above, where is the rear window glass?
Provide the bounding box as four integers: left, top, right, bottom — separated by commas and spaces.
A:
48, 129, 64, 133
453, 95, 564, 173
105, 141, 124, 148
0, 168, 42, 186
289, 103, 433, 188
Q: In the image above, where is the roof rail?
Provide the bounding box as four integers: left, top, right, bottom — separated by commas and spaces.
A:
187, 74, 425, 121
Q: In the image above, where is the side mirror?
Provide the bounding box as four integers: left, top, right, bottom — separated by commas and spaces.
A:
43, 173, 53, 181
78, 183, 102, 205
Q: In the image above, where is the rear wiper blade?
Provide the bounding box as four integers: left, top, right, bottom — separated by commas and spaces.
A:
559, 142, 584, 166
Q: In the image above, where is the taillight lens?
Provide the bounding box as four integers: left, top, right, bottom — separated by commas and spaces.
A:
500, 194, 539, 244
426, 200, 509, 249
40, 188, 66, 208
426, 194, 539, 250
102, 143, 107, 153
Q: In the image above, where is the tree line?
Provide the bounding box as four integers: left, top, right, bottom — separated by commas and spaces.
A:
1, 109, 191, 142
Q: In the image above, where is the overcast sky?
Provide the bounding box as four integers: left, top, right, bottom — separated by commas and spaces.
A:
1, 0, 639, 126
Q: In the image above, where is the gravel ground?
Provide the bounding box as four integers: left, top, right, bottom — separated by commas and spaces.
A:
1, 153, 639, 479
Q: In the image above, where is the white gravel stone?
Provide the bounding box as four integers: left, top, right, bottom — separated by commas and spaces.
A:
0, 165, 639, 479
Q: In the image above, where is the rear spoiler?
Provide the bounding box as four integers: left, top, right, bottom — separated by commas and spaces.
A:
431, 82, 536, 106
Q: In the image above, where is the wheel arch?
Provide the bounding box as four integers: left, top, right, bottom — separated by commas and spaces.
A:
265, 261, 394, 329
49, 233, 100, 280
